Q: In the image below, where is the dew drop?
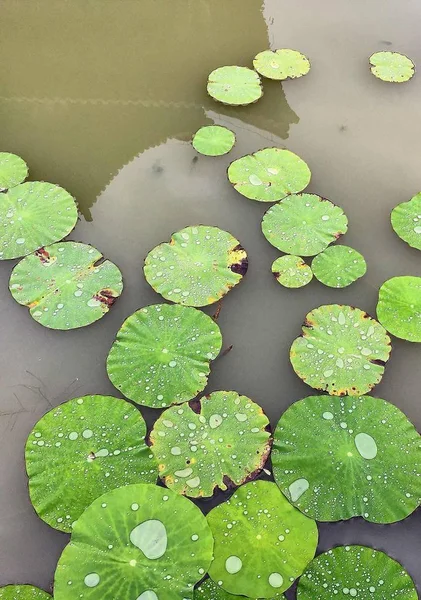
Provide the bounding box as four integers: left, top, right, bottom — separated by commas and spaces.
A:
84, 573, 100, 588
289, 478, 309, 502
225, 555, 242, 574
171, 446, 181, 456
82, 429, 93, 439
130, 520, 167, 559
209, 414, 223, 429
322, 412, 334, 420
355, 432, 377, 460
268, 573, 283, 588
136, 591, 158, 600
249, 174, 263, 186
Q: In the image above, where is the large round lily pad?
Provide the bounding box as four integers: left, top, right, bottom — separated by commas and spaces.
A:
272, 395, 421, 523
290, 305, 391, 396
312, 245, 367, 288
272, 255, 312, 288
143, 226, 248, 307
377, 276, 421, 342
192, 126, 236, 156
253, 49, 310, 81
207, 480, 318, 597
0, 182, 78, 260
207, 66, 263, 106
297, 546, 417, 600
54, 484, 213, 600
150, 391, 271, 498
0, 152, 28, 191
9, 242, 123, 330
107, 304, 222, 408
262, 193, 348, 255
26, 395, 157, 533
391, 192, 421, 251
369, 51, 415, 82
195, 578, 285, 600
0, 586, 51, 600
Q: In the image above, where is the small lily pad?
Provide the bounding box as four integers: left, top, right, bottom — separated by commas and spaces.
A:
0, 182, 78, 260
297, 546, 417, 600
369, 51, 415, 82
253, 49, 310, 80
290, 305, 391, 396
377, 276, 421, 342
192, 126, 236, 156
107, 303, 222, 408
272, 395, 421, 523
391, 192, 421, 250
0, 586, 51, 600
272, 255, 312, 288
262, 193, 348, 255
207, 66, 263, 106
54, 484, 213, 600
195, 578, 285, 600
150, 391, 271, 498
228, 148, 311, 203
26, 395, 157, 533
207, 480, 318, 597
144, 226, 248, 307
312, 245, 367, 288
9, 242, 123, 330
0, 152, 28, 191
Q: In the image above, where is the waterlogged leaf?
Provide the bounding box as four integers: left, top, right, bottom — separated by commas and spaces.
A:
195, 578, 285, 600
391, 192, 421, 251
192, 126, 236, 156
144, 226, 248, 307
253, 49, 310, 81
107, 304, 222, 408
272, 255, 312, 288
150, 391, 271, 498
369, 51, 415, 83
297, 546, 418, 600
262, 193, 348, 255
290, 305, 391, 396
54, 484, 213, 600
228, 148, 311, 203
207, 66, 263, 106
26, 395, 157, 533
207, 480, 318, 597
0, 182, 78, 260
377, 276, 421, 342
0, 152, 28, 191
273, 395, 421, 523
9, 242, 123, 330
0, 587, 51, 600
312, 245, 367, 288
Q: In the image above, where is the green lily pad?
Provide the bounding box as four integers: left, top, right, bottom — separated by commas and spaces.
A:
272, 395, 421, 523
262, 193, 348, 255
369, 51, 415, 82
192, 126, 236, 156
253, 49, 310, 81
26, 395, 157, 533
144, 226, 248, 307
54, 484, 213, 600
0, 586, 51, 600
290, 305, 391, 396
377, 276, 421, 342
195, 578, 285, 600
391, 192, 421, 250
207, 480, 318, 597
228, 148, 311, 203
312, 245, 367, 288
297, 546, 417, 600
0, 182, 78, 260
0, 152, 28, 191
272, 255, 312, 288
9, 241, 123, 330
107, 303, 222, 408
207, 66, 263, 106
150, 390, 271, 498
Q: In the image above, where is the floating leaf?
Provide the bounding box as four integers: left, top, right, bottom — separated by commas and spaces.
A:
290, 305, 391, 396
192, 126, 236, 156
272, 255, 312, 288
391, 192, 421, 251
9, 242, 123, 330
253, 49, 310, 81
107, 304, 222, 408
0, 587, 51, 600
0, 182, 78, 260
0, 152, 28, 191
377, 276, 421, 342
369, 51, 415, 82
262, 193, 348, 255
297, 546, 417, 599
195, 578, 285, 600
207, 480, 318, 597
312, 245, 367, 288
150, 391, 271, 498
144, 226, 248, 307
207, 66, 263, 106
54, 484, 213, 600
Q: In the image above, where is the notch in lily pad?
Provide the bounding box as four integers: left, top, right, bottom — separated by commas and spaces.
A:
391, 192, 421, 250
0, 152, 28, 191
272, 255, 312, 288
369, 51, 415, 82
253, 49, 310, 80
0, 587, 51, 600
192, 126, 236, 156
207, 66, 263, 106
312, 245, 367, 288
377, 276, 421, 342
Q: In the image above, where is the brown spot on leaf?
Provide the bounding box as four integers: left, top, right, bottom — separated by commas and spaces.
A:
35, 247, 51, 264
93, 288, 118, 307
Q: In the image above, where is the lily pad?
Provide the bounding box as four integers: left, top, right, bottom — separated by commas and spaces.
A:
144, 225, 248, 307
9, 242, 123, 330
369, 51, 415, 82
272, 395, 421, 523
272, 255, 312, 288
391, 192, 421, 250
228, 148, 311, 203
192, 126, 236, 156
312, 245, 367, 288
262, 193, 348, 255
54, 484, 213, 600
0, 182, 78, 260
0, 587, 51, 600
207, 480, 318, 597
26, 395, 157, 533
290, 305, 391, 396
253, 49, 310, 81
107, 303, 222, 408
297, 546, 417, 600
150, 391, 271, 498
207, 66, 263, 106
195, 578, 285, 600
0, 152, 28, 191
377, 276, 421, 342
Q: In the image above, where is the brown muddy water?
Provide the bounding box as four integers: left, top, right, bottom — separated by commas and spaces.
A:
1, 0, 421, 596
